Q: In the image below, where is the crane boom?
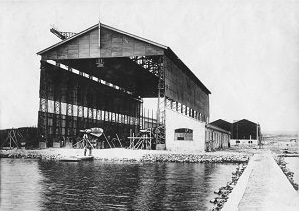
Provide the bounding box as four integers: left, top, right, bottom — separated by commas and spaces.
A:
50, 27, 77, 40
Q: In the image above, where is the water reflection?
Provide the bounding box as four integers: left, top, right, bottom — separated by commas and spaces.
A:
1, 159, 43, 211
38, 161, 143, 210
1, 159, 237, 211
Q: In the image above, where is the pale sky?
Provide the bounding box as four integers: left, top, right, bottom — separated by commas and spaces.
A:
0, 0, 298, 132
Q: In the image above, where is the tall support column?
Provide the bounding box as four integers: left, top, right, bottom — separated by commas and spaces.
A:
67, 103, 73, 135
38, 61, 48, 142
54, 100, 61, 139
93, 91, 97, 126
156, 55, 165, 144
77, 83, 84, 131
61, 71, 68, 139
66, 76, 73, 137
136, 101, 141, 133
83, 87, 88, 129
73, 81, 78, 136
157, 55, 165, 124
53, 65, 62, 141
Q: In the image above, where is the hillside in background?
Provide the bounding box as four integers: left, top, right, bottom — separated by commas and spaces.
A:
263, 131, 298, 142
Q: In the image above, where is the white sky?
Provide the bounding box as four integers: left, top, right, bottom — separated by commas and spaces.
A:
0, 0, 298, 132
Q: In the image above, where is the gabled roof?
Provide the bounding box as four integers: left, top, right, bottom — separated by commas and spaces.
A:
37, 22, 211, 95
234, 119, 258, 125
210, 119, 232, 125
37, 23, 167, 55
209, 119, 232, 132
206, 124, 231, 134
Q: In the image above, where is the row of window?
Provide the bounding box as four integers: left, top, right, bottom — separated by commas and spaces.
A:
43, 99, 137, 120
236, 140, 254, 144
165, 98, 208, 123
206, 130, 229, 142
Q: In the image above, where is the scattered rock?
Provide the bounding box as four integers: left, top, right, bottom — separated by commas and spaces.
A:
275, 157, 298, 191
210, 163, 247, 210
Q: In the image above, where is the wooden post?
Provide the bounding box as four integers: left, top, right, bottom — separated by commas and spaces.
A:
116, 134, 123, 148
9, 131, 12, 149
149, 132, 152, 150
103, 132, 112, 148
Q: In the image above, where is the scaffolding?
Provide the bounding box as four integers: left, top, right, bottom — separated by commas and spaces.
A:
1, 129, 22, 149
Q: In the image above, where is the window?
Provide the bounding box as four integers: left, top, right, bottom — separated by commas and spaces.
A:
48, 127, 53, 135
48, 118, 53, 126
178, 102, 182, 113
174, 128, 193, 141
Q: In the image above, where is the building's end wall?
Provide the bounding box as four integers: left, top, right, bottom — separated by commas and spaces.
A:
165, 108, 206, 152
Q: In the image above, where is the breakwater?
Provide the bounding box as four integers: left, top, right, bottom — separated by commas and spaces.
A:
0, 148, 250, 163
210, 163, 247, 210
275, 156, 299, 190
140, 153, 249, 163
222, 152, 299, 211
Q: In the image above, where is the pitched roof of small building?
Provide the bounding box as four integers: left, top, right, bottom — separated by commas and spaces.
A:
209, 119, 232, 132
233, 119, 258, 126
206, 124, 231, 134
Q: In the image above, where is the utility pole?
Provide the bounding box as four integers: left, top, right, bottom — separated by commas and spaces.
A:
233, 120, 238, 145
257, 123, 261, 149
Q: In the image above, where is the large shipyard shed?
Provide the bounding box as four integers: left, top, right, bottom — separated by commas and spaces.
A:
37, 23, 210, 151
210, 119, 261, 146
231, 119, 261, 146
209, 119, 232, 132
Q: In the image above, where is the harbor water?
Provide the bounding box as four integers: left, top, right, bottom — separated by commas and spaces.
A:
0, 158, 238, 211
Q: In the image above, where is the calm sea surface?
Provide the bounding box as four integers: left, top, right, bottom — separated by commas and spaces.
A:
0, 158, 238, 211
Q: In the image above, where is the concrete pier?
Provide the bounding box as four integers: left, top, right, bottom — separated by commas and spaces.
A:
222, 151, 299, 211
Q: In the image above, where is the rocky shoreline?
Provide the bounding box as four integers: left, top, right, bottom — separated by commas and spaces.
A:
140, 153, 249, 163
0, 148, 251, 163
210, 163, 247, 210
275, 156, 299, 190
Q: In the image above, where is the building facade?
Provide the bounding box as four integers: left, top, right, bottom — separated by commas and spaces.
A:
37, 22, 211, 151
205, 124, 230, 151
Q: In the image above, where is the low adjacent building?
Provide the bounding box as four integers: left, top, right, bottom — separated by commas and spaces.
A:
205, 124, 231, 151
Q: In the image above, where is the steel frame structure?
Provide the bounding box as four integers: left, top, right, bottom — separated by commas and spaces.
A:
38, 60, 156, 146
37, 23, 210, 149
131, 55, 165, 144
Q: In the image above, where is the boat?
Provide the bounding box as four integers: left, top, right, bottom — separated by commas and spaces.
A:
78, 155, 94, 161
59, 155, 94, 162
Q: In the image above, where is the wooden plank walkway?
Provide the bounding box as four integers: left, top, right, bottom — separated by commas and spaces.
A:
222, 151, 299, 211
